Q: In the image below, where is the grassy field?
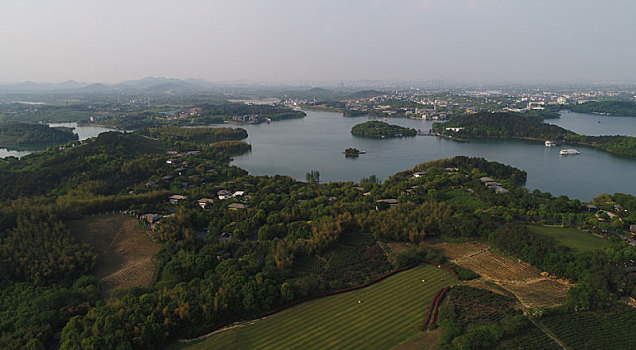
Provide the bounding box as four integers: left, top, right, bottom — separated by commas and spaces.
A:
174, 264, 457, 350
66, 213, 162, 297
527, 225, 608, 253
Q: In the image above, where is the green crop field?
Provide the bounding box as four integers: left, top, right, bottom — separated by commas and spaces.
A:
174, 264, 457, 350
538, 308, 636, 349
527, 225, 608, 253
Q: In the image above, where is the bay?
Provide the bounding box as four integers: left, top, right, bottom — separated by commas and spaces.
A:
546, 111, 636, 136
48, 122, 117, 141
232, 110, 636, 201
0, 123, 117, 158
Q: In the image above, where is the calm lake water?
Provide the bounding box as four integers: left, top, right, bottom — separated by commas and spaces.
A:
0, 123, 116, 158
546, 111, 636, 136
48, 122, 116, 141
0, 148, 32, 158
232, 110, 636, 201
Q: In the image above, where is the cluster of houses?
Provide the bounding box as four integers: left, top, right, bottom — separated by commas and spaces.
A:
165, 150, 200, 165
480, 177, 509, 194
157, 108, 202, 120
587, 203, 636, 242
232, 114, 260, 123
217, 189, 250, 210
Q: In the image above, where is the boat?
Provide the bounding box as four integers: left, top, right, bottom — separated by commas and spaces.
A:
560, 149, 581, 155
545, 140, 557, 147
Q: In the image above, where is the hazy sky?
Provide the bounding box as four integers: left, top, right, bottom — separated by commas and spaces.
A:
2, 0, 635, 83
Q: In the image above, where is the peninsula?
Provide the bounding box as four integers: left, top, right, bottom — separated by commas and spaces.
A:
0, 123, 78, 149
433, 112, 636, 157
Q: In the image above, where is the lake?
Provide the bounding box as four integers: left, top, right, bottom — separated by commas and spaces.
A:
0, 123, 116, 158
232, 110, 636, 201
48, 122, 116, 141
546, 110, 636, 136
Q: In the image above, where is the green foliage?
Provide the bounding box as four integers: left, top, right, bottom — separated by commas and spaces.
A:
388, 243, 445, 268
142, 126, 247, 143
173, 264, 456, 350
305, 170, 320, 183
433, 112, 569, 140
343, 147, 362, 156
568, 100, 636, 117
351, 121, 416, 138
538, 306, 636, 349
211, 140, 252, 155
361, 201, 453, 242
434, 112, 636, 157
0, 122, 78, 148
0, 278, 99, 349
0, 212, 95, 285
526, 225, 608, 253
437, 286, 559, 350
0, 132, 164, 199
491, 223, 634, 308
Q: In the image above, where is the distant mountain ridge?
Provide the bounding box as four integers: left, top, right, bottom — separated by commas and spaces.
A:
0, 78, 388, 99
0, 77, 213, 94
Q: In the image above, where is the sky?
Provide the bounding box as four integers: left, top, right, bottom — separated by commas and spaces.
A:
1, 0, 635, 84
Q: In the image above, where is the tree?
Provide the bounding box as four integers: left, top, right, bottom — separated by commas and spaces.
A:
306, 170, 320, 183
280, 282, 294, 303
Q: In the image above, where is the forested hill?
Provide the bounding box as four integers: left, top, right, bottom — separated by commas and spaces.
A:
388, 156, 527, 187
0, 132, 164, 199
433, 112, 571, 140
138, 126, 247, 144
434, 112, 636, 157
0, 123, 78, 148
567, 100, 636, 117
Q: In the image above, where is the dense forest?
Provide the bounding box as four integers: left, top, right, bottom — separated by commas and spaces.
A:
0, 123, 78, 149
1, 119, 635, 349
434, 112, 636, 157
351, 121, 416, 138
568, 100, 636, 117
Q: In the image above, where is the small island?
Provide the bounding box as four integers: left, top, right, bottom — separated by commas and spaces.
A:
343, 147, 365, 157
0, 123, 78, 149
351, 121, 417, 138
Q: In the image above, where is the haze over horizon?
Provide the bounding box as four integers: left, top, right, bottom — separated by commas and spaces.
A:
2, 0, 635, 84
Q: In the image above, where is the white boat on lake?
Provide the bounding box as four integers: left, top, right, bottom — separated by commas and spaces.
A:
545, 140, 557, 147
560, 149, 581, 155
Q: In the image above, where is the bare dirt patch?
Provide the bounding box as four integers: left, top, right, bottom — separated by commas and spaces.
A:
429, 241, 571, 309
67, 213, 162, 297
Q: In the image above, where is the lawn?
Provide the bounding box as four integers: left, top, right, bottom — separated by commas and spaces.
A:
444, 189, 488, 211
527, 225, 608, 253
174, 264, 456, 350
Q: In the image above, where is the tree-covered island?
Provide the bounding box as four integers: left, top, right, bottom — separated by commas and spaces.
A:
0, 123, 79, 149
351, 121, 416, 138
343, 147, 364, 157
433, 112, 636, 157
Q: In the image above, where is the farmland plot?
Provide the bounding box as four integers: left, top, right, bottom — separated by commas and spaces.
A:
67, 213, 162, 297
430, 241, 571, 308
